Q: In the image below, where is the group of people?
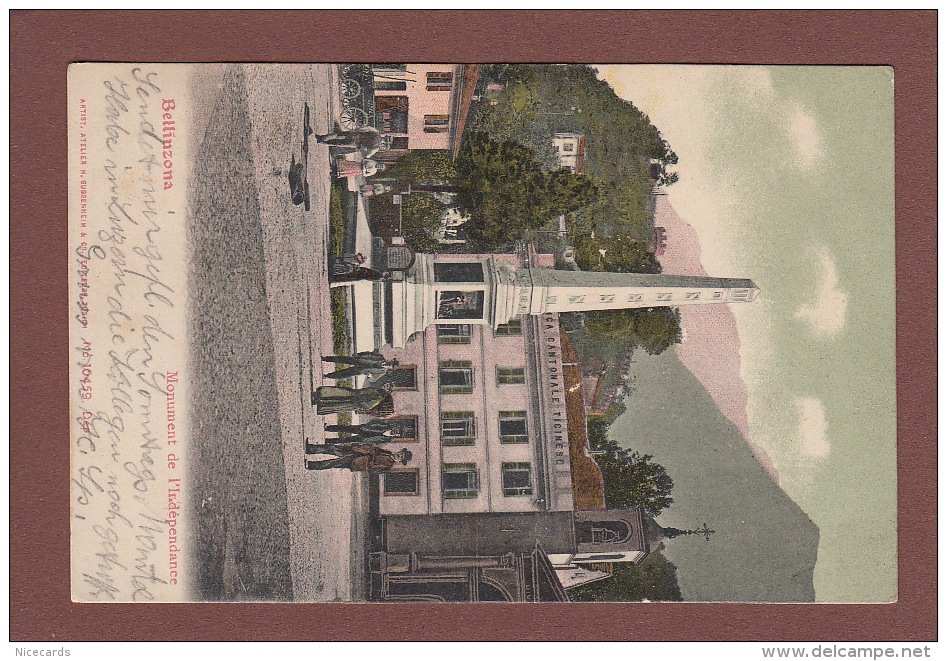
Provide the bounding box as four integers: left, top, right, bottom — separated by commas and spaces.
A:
328, 252, 390, 285
313, 125, 389, 184
307, 351, 411, 473
306, 124, 409, 473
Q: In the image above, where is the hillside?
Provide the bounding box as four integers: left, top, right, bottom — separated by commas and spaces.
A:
610, 349, 819, 602
465, 64, 668, 241
654, 196, 779, 482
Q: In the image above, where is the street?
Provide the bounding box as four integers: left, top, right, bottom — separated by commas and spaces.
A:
244, 63, 370, 602
188, 64, 368, 602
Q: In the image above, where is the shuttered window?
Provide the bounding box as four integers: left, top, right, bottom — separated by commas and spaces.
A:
499, 411, 528, 444
501, 463, 533, 496
443, 463, 479, 499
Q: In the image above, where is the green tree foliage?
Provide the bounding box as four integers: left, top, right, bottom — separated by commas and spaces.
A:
586, 307, 682, 356
467, 64, 674, 237
454, 131, 599, 249
399, 194, 446, 254
568, 553, 683, 602
589, 436, 674, 516
631, 306, 683, 355
382, 149, 458, 185
572, 233, 662, 274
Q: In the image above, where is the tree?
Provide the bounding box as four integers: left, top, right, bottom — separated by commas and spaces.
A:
657, 170, 679, 187
454, 131, 599, 248
572, 233, 662, 274
568, 552, 683, 602
591, 437, 674, 516
585, 306, 682, 357
631, 306, 682, 355
382, 149, 458, 185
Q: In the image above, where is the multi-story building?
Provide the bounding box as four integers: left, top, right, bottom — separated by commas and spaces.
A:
370, 63, 481, 160
552, 132, 586, 173
377, 250, 577, 517
367, 246, 759, 601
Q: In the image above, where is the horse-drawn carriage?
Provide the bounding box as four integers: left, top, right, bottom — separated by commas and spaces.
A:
338, 64, 376, 130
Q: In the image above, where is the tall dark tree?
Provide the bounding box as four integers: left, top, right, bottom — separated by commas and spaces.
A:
568, 553, 683, 602
630, 306, 682, 355
455, 131, 599, 248
591, 437, 674, 516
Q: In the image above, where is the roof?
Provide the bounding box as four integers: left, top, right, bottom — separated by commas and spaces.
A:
450, 64, 482, 159
532, 543, 571, 602
574, 135, 586, 174
560, 329, 607, 511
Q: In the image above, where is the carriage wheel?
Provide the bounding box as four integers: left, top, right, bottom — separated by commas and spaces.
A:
339, 107, 368, 130
341, 64, 368, 78
341, 78, 361, 100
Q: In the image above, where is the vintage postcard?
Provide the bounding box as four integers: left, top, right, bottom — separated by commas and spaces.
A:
68, 63, 894, 603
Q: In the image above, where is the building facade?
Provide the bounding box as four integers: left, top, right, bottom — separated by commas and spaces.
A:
371, 63, 480, 159
366, 246, 759, 601
552, 132, 586, 173
377, 250, 576, 518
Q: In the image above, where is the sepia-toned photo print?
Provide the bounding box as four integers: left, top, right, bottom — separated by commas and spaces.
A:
69, 63, 894, 603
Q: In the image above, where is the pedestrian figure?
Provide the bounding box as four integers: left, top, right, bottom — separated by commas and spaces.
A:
304, 444, 412, 472
324, 418, 403, 436
335, 157, 386, 181
329, 266, 390, 285
314, 127, 391, 159
359, 182, 394, 197
320, 433, 396, 446
322, 351, 399, 380
328, 253, 365, 277
311, 383, 393, 414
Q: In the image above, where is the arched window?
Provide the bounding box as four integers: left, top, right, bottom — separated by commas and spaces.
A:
478, 579, 513, 602
575, 519, 632, 545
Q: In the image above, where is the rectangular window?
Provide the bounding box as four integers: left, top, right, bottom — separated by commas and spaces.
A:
386, 416, 419, 442
441, 412, 475, 446
384, 469, 419, 496
600, 294, 615, 303
499, 411, 528, 444
439, 360, 473, 394
424, 114, 450, 133
434, 262, 484, 283
732, 289, 749, 301
628, 293, 643, 302
495, 318, 523, 336
712, 291, 723, 300
375, 80, 408, 91
501, 462, 533, 496
437, 323, 472, 344
562, 143, 575, 153
376, 96, 409, 134
389, 136, 409, 151
426, 71, 453, 91
389, 365, 417, 390
443, 463, 480, 499
657, 293, 672, 301
685, 292, 700, 300
496, 367, 526, 385
568, 295, 585, 304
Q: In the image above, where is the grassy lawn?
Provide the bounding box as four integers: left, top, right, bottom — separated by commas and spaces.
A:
329, 182, 345, 255
328, 183, 353, 427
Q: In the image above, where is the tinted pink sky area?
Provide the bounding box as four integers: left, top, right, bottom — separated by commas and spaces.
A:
654, 197, 779, 483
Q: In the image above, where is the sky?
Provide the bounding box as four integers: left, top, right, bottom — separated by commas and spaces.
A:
596, 65, 896, 602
